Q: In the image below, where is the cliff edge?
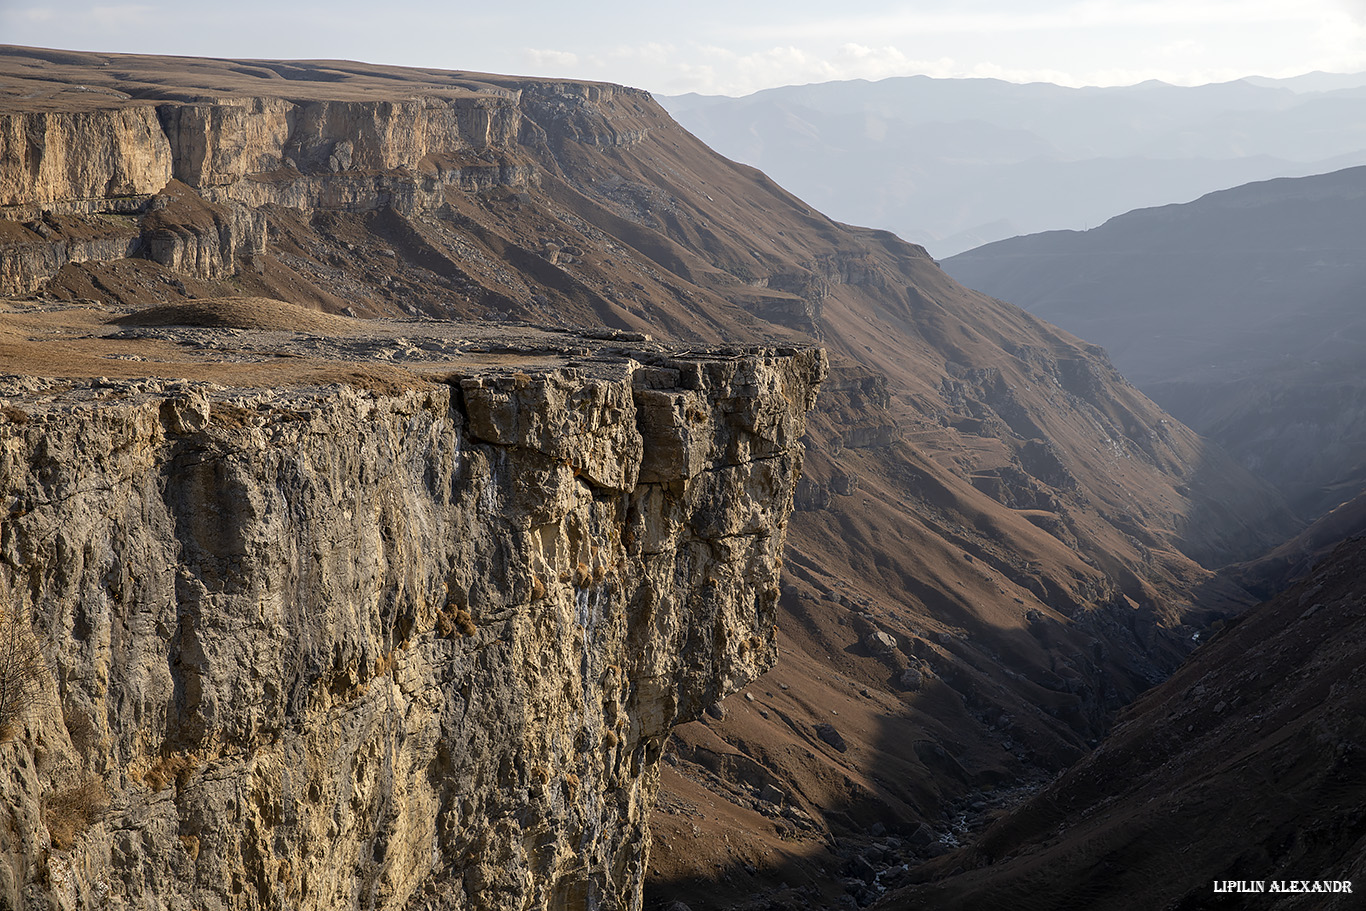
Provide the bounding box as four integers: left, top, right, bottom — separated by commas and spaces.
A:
0, 314, 825, 910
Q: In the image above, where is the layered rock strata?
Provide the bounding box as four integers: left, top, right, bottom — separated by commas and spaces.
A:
0, 340, 825, 911
0, 73, 646, 294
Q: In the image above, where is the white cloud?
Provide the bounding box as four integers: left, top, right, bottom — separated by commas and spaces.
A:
1156, 38, 1204, 59
725, 0, 1347, 41
607, 42, 676, 62
645, 42, 1164, 95
642, 43, 946, 94
524, 48, 581, 68
1313, 13, 1366, 73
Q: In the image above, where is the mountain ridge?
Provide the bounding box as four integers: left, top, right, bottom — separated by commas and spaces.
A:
658, 74, 1366, 256
943, 164, 1366, 521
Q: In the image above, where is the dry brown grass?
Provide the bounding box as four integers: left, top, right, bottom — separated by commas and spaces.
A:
113, 296, 356, 334
42, 776, 108, 849
143, 752, 198, 792
0, 48, 520, 114
62, 706, 99, 757
435, 606, 477, 639
0, 301, 437, 392
0, 606, 46, 741
453, 608, 477, 637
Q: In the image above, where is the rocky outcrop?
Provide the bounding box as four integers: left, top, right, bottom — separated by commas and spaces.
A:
158, 94, 521, 186
0, 88, 540, 293
160, 94, 537, 216
0, 178, 266, 293
1, 94, 525, 210
0, 345, 825, 911
735, 270, 828, 334
815, 366, 899, 451
516, 82, 657, 150
140, 180, 266, 279
0, 214, 142, 295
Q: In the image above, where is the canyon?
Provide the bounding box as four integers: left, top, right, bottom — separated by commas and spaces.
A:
0, 46, 1328, 910
880, 528, 1366, 911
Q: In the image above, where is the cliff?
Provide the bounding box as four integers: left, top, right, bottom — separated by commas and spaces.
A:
0, 318, 825, 910
0, 54, 646, 295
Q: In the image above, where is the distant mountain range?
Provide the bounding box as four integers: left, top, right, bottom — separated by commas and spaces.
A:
943, 165, 1366, 520
659, 74, 1366, 257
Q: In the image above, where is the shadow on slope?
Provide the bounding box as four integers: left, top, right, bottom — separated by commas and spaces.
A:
876, 532, 1366, 911
943, 165, 1366, 521
645, 420, 1274, 910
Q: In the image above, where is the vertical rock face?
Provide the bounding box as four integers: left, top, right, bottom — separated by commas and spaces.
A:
0, 89, 534, 292
0, 347, 825, 910
138, 179, 267, 280
0, 107, 174, 210
158, 94, 523, 187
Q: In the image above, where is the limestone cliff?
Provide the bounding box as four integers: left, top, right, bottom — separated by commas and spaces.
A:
0, 63, 650, 294
0, 341, 825, 911
0, 106, 173, 213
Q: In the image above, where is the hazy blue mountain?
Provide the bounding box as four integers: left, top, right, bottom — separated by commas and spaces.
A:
659, 75, 1366, 256
943, 165, 1366, 519
1244, 71, 1366, 92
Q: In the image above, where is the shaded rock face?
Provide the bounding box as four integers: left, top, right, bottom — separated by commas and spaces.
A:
0, 348, 824, 911
0, 215, 142, 296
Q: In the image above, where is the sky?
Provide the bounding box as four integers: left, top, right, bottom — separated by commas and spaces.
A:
3, 0, 1365, 96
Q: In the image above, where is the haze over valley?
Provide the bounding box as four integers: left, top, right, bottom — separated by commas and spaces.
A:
661, 73, 1366, 257
945, 165, 1366, 522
